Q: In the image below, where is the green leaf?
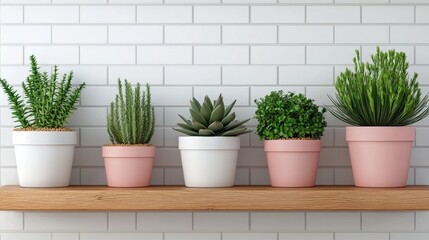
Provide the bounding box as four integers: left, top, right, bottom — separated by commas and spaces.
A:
190, 108, 208, 126
199, 129, 215, 136
221, 112, 236, 126
208, 121, 224, 132
203, 95, 214, 110
224, 99, 236, 118
190, 98, 201, 112
200, 102, 212, 123
192, 121, 207, 130
221, 127, 252, 136
173, 127, 199, 136
209, 104, 224, 123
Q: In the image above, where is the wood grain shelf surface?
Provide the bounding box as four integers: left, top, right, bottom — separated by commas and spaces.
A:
1, 185, 429, 211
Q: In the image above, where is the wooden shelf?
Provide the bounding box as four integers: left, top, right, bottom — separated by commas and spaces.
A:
1, 186, 429, 211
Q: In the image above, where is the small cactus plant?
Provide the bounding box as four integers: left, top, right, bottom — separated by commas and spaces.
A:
174, 94, 251, 136
107, 79, 154, 145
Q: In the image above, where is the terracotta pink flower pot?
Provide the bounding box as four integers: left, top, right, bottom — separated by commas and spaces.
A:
346, 126, 415, 188
102, 145, 155, 187
264, 140, 321, 187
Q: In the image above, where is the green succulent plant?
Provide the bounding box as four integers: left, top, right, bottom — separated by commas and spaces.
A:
255, 91, 327, 140
107, 79, 154, 145
0, 55, 85, 129
328, 47, 429, 126
173, 94, 251, 136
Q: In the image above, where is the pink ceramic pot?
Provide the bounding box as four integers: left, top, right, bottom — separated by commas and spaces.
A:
264, 140, 321, 187
102, 145, 155, 187
346, 126, 415, 188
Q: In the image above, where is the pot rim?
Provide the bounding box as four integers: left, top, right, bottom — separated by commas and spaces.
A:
264, 139, 321, 152
178, 136, 240, 150
102, 145, 156, 158
12, 131, 77, 146
346, 126, 415, 142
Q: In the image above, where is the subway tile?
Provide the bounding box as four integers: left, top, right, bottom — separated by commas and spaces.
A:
306, 213, 361, 232
306, 87, 336, 106
109, 26, 162, 44
194, 6, 249, 23
81, 128, 109, 147
165, 26, 221, 44
25, 46, 79, 65
1, 233, 51, 240
81, 46, 135, 65
68, 108, 107, 127
362, 212, 414, 232
223, 233, 277, 240
80, 167, 107, 185
81, 6, 135, 23
137, 212, 192, 231
52, 233, 79, 240
138, 46, 192, 65
138, 6, 191, 23
251, 46, 305, 65
250, 167, 270, 185
391, 233, 429, 240
307, 46, 358, 65
0, 211, 23, 231
0, 168, 19, 186
59, 66, 107, 85
223, 66, 277, 85
335, 233, 389, 240
194, 46, 249, 65
74, 148, 104, 167
165, 233, 221, 240
279, 26, 333, 44
319, 148, 351, 167
108, 212, 136, 232
334, 168, 354, 185
416, 6, 429, 23
307, 6, 360, 23
108, 66, 163, 85
165, 66, 221, 85
417, 46, 429, 64
235, 168, 250, 185
251, 212, 305, 231
317, 168, 334, 185
335, 26, 389, 44
1, 26, 50, 44
392, 26, 429, 44
193, 86, 249, 106
223, 26, 277, 44
53, 26, 107, 44
280, 233, 334, 240
25, 6, 78, 23
80, 233, 162, 240
164, 168, 185, 185
0, 46, 24, 65
416, 212, 429, 231
0, 6, 23, 23
193, 212, 249, 231
362, 6, 414, 23
251, 6, 304, 23
279, 66, 333, 85
24, 212, 107, 231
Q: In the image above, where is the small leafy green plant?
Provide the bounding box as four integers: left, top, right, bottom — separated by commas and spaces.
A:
0, 55, 85, 129
173, 94, 251, 136
255, 91, 327, 140
107, 79, 154, 145
328, 47, 429, 126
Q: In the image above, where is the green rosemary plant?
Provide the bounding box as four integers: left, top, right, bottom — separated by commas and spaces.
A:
0, 55, 85, 129
255, 91, 327, 140
107, 79, 155, 145
328, 47, 429, 126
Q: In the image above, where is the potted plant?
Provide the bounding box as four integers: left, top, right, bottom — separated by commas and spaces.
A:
0, 55, 85, 187
173, 94, 251, 187
328, 47, 429, 187
102, 79, 155, 187
255, 91, 327, 187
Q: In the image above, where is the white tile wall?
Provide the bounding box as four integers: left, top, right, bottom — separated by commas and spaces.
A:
2, 1, 429, 239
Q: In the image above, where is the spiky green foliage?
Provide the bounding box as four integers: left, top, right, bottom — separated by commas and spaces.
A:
328, 47, 429, 126
0, 55, 85, 129
107, 79, 154, 144
255, 91, 327, 140
173, 94, 251, 136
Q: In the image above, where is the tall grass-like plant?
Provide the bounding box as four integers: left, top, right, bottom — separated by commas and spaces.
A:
107, 79, 154, 145
0, 55, 85, 129
328, 47, 429, 126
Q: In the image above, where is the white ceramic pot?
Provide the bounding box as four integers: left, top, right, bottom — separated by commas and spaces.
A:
179, 136, 240, 187
13, 131, 77, 187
